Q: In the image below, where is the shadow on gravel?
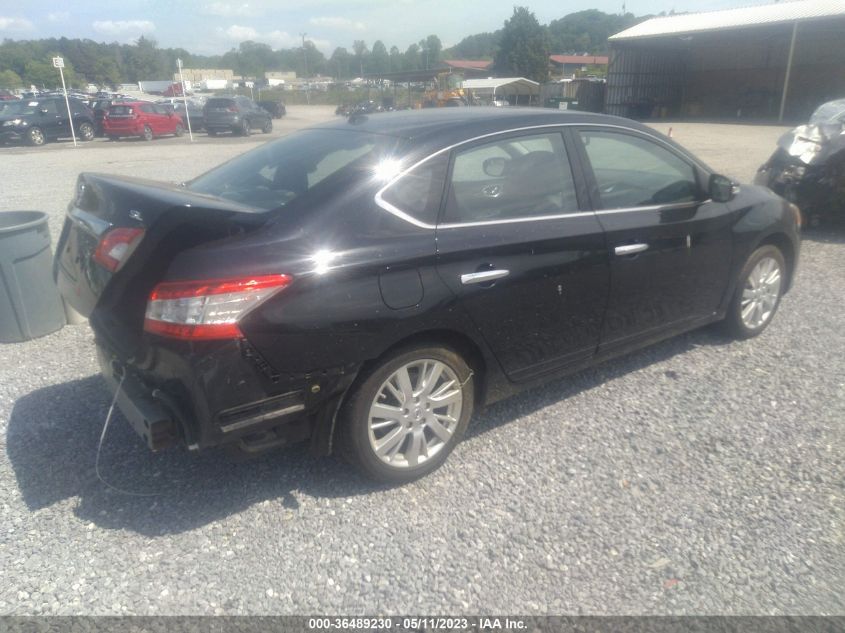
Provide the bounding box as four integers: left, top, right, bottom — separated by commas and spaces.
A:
800, 222, 845, 245
7, 325, 730, 536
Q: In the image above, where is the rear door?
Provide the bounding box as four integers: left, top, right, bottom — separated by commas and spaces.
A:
434, 129, 610, 382
37, 100, 64, 138
573, 126, 734, 353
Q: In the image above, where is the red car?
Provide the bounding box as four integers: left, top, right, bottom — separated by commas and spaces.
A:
103, 101, 185, 141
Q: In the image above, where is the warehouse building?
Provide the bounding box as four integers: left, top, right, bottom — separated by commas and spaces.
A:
605, 0, 845, 122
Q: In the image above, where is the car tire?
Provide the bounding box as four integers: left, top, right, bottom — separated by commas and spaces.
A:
27, 126, 46, 146
78, 122, 95, 141
340, 345, 475, 484
262, 119, 272, 133
240, 119, 250, 136
141, 125, 154, 141
722, 244, 787, 339
174, 124, 184, 137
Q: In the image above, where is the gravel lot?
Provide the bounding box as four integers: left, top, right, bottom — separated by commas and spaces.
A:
0, 108, 843, 616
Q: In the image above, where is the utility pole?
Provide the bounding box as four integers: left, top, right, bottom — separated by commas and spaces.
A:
176, 58, 193, 141
300, 32, 310, 104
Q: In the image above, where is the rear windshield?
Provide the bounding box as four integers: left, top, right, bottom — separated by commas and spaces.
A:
809, 99, 845, 124
109, 105, 135, 116
187, 129, 399, 210
206, 98, 235, 108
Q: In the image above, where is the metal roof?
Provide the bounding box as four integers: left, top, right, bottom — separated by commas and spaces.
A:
609, 0, 845, 40
443, 59, 492, 70
460, 78, 540, 93
549, 55, 609, 65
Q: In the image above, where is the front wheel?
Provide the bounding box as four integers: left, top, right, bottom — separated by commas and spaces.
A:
78, 122, 95, 141
261, 119, 273, 133
27, 126, 46, 146
340, 345, 474, 484
722, 245, 787, 339
174, 123, 184, 137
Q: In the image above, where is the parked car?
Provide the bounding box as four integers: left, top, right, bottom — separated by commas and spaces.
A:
0, 90, 18, 101
0, 97, 95, 145
156, 98, 205, 131
203, 96, 272, 136
257, 99, 286, 119
755, 97, 845, 226
103, 101, 185, 141
55, 109, 800, 484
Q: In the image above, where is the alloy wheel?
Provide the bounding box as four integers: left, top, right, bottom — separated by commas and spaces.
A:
740, 256, 782, 330
367, 359, 462, 468
28, 127, 45, 146
79, 123, 94, 141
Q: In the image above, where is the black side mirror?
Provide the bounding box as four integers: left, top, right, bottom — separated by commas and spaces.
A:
709, 174, 736, 202
483, 156, 507, 178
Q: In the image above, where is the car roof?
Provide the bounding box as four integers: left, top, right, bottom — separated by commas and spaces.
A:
312, 107, 651, 145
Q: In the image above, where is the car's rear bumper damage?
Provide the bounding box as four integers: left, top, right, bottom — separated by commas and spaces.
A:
95, 335, 358, 455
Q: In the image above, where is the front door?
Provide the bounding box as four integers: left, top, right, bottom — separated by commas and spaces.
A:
435, 130, 610, 382
574, 127, 735, 353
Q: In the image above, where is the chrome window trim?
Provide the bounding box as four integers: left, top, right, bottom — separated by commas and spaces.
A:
373, 121, 710, 230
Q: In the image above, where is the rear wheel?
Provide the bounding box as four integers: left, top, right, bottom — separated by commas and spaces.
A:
261, 119, 273, 133
340, 345, 474, 484
27, 126, 46, 146
174, 123, 184, 137
141, 125, 153, 141
722, 245, 786, 339
240, 119, 250, 136
78, 122, 95, 141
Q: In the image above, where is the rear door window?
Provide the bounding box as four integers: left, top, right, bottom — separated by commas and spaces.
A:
442, 132, 579, 224
109, 105, 134, 116
378, 154, 449, 226
578, 130, 699, 208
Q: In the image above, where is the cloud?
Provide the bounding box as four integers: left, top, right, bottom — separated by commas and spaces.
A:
222, 24, 259, 40
92, 20, 155, 35
217, 25, 332, 55
0, 16, 34, 31
203, 3, 256, 17
47, 12, 70, 23
309, 16, 365, 31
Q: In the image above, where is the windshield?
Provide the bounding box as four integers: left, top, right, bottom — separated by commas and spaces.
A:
0, 100, 44, 116
809, 99, 845, 124
187, 129, 399, 210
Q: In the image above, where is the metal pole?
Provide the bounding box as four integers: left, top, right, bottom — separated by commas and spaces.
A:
59, 67, 77, 147
301, 32, 310, 105
177, 58, 193, 141
779, 22, 798, 122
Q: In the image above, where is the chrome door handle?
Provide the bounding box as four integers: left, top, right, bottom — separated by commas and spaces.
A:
614, 243, 649, 256
461, 269, 510, 285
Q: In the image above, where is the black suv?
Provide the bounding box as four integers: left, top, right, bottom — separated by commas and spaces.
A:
203, 96, 272, 136
0, 97, 96, 146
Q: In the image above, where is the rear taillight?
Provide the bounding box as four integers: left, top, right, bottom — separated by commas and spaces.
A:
227, 106, 237, 112
143, 274, 292, 340
93, 227, 145, 272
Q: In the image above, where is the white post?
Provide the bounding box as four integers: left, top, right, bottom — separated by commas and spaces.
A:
177, 58, 193, 141
54, 58, 77, 147
779, 22, 798, 123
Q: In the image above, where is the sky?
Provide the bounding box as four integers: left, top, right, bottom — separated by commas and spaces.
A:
0, 0, 773, 56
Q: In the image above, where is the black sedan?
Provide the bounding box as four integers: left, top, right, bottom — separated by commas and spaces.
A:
55, 109, 800, 484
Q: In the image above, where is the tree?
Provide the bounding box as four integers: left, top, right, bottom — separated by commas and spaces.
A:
389, 45, 401, 72
494, 6, 549, 82
547, 9, 642, 54
352, 40, 368, 76
403, 43, 420, 71
0, 69, 23, 89
424, 35, 442, 66
330, 47, 351, 80
371, 40, 389, 75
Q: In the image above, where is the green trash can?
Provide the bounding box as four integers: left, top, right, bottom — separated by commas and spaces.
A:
0, 211, 67, 343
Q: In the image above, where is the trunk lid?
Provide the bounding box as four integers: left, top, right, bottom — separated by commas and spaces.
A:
55, 173, 270, 351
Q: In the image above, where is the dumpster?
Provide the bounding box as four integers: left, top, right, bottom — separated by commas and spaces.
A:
0, 211, 66, 342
